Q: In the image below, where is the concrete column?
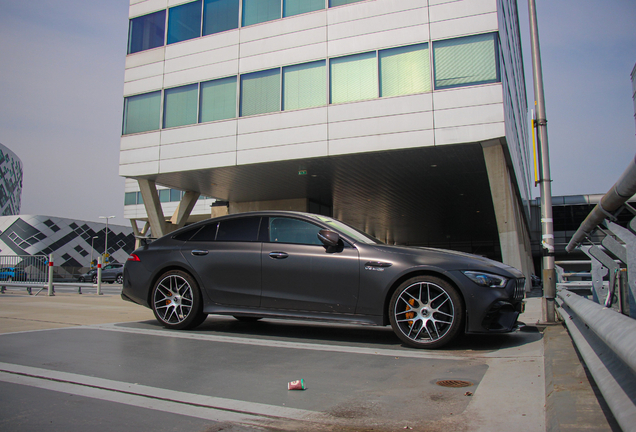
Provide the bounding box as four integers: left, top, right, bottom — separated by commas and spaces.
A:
171, 190, 200, 229
482, 141, 533, 289
138, 179, 167, 238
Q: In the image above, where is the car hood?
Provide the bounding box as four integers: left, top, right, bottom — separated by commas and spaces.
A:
367, 244, 524, 277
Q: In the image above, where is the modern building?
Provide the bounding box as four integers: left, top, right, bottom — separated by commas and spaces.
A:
0, 143, 23, 216
0, 215, 135, 278
120, 0, 534, 282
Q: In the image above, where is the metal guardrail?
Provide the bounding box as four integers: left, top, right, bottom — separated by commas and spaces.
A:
562, 152, 636, 431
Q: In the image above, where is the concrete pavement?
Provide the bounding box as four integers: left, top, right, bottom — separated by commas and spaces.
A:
0, 288, 619, 431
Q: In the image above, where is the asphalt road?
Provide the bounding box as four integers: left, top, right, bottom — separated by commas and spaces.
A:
0, 292, 548, 431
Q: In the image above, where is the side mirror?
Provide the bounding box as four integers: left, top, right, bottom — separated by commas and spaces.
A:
317, 230, 340, 248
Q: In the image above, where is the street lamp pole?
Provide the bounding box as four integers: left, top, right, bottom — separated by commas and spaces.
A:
99, 216, 116, 264
528, 0, 556, 323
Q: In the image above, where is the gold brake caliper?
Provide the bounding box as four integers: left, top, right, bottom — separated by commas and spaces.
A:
405, 298, 416, 325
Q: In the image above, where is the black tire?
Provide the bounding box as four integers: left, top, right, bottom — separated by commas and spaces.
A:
151, 270, 207, 330
388, 276, 463, 349
233, 316, 262, 323
116, 274, 123, 284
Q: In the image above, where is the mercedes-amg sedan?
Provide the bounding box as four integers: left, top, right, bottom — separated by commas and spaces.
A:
122, 211, 525, 349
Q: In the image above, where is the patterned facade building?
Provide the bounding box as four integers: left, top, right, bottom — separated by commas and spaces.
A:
0, 143, 23, 216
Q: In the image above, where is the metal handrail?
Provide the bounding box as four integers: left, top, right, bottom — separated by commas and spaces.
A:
566, 153, 636, 252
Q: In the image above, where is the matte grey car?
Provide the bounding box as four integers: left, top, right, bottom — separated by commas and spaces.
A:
122, 211, 525, 348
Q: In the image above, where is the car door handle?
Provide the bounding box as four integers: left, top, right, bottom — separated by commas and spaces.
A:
191, 250, 209, 256
269, 252, 289, 259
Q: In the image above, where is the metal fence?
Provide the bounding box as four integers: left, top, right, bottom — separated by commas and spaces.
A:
560, 153, 636, 431
0, 255, 48, 284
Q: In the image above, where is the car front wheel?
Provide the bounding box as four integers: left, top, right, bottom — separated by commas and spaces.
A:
92, 275, 97, 284
151, 270, 207, 330
389, 276, 463, 349
116, 274, 123, 284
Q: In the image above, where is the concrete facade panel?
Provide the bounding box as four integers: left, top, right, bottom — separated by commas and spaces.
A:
328, 111, 433, 140
159, 151, 236, 173
240, 10, 327, 43
129, 0, 167, 18
429, 12, 498, 40
165, 31, 240, 58
434, 103, 504, 129
237, 124, 328, 150
123, 76, 164, 97
164, 60, 239, 88
327, 0, 423, 24
125, 47, 166, 69
124, 61, 165, 84
160, 136, 237, 159
237, 141, 328, 165
433, 84, 503, 110
161, 121, 238, 144
328, 93, 432, 122
238, 108, 328, 134
164, 45, 240, 75
435, 121, 505, 146
328, 24, 429, 57
120, 145, 161, 165
119, 160, 161, 177
120, 132, 161, 151
240, 27, 327, 58
329, 129, 435, 156
328, 7, 427, 41
429, 0, 496, 22
239, 43, 327, 73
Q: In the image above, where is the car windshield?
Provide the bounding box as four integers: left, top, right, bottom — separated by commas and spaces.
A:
310, 215, 384, 245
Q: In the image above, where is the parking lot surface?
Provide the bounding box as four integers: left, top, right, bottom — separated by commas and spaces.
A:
0, 289, 612, 431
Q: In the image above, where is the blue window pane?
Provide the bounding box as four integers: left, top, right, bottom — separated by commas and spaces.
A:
128, 10, 166, 54
136, 192, 144, 205
203, 0, 239, 35
242, 0, 281, 27
283, 0, 324, 17
329, 0, 364, 6
168, 0, 202, 44
159, 189, 171, 202
124, 192, 137, 205
170, 189, 182, 202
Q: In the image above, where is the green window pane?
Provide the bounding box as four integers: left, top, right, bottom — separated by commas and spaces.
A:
159, 189, 171, 202
283, 60, 326, 111
123, 91, 161, 135
329, 52, 377, 104
379, 43, 430, 97
124, 192, 137, 205
170, 189, 182, 201
163, 84, 199, 128
136, 192, 144, 204
433, 33, 499, 89
329, 0, 364, 7
203, 0, 239, 35
167, 0, 202, 44
242, 0, 281, 26
283, 0, 324, 17
240, 68, 281, 116
200, 76, 237, 122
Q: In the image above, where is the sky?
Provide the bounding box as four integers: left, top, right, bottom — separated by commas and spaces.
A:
0, 0, 635, 227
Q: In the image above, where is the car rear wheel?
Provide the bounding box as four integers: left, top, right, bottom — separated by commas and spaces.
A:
92, 275, 97, 284
389, 276, 463, 349
151, 270, 207, 330
116, 275, 123, 284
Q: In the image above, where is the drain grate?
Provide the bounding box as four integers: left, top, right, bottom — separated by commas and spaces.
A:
436, 380, 473, 388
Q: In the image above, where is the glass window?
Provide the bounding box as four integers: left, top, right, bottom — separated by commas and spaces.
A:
330, 51, 377, 104
159, 189, 171, 202
203, 0, 239, 35
242, 0, 281, 26
282, 60, 326, 110
190, 222, 218, 241
128, 10, 166, 54
240, 68, 281, 116
433, 33, 499, 89
124, 192, 137, 205
170, 189, 182, 202
216, 217, 261, 241
200, 76, 237, 122
123, 91, 161, 135
167, 0, 202, 45
173, 225, 203, 241
379, 43, 430, 97
269, 217, 322, 245
283, 0, 324, 17
329, 0, 364, 7
136, 191, 144, 204
163, 84, 199, 128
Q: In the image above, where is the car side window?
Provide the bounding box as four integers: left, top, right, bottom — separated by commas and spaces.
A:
215, 217, 261, 242
268, 217, 323, 245
189, 222, 218, 242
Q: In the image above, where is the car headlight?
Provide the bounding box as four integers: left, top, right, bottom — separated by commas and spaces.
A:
462, 271, 508, 288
